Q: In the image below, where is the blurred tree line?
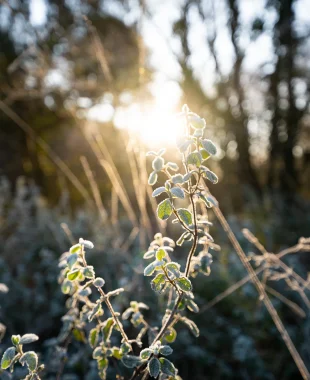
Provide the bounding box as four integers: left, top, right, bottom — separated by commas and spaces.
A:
1, 0, 310, 209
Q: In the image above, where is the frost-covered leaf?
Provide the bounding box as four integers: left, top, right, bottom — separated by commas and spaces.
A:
166, 162, 179, 171
152, 187, 166, 197
170, 187, 185, 199
67, 268, 80, 281
1, 347, 16, 369
67, 253, 78, 269
20, 351, 38, 371
159, 345, 173, 356
151, 273, 166, 293
0, 284, 9, 293
121, 355, 141, 368
89, 328, 99, 348
157, 199, 173, 220
171, 174, 184, 184
201, 139, 217, 155
183, 170, 196, 182
200, 148, 210, 160
177, 209, 193, 226
79, 238, 94, 249
159, 358, 178, 376
186, 299, 199, 313
148, 357, 161, 378
11, 335, 20, 346
164, 328, 177, 343
143, 250, 156, 259
148, 171, 158, 186
175, 277, 192, 292
121, 342, 132, 355
181, 317, 200, 337
83, 266, 95, 279
188, 113, 206, 129
19, 334, 39, 345
204, 169, 218, 184
102, 318, 115, 342
140, 348, 153, 360
144, 261, 157, 276
122, 307, 134, 320
165, 262, 180, 279
70, 243, 81, 254
94, 277, 105, 287
187, 151, 202, 167
152, 156, 164, 171
88, 302, 103, 322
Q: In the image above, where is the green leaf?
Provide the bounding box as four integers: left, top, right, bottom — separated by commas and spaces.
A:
67, 268, 80, 281
112, 347, 123, 360
157, 148, 166, 156
159, 358, 178, 376
152, 156, 164, 171
94, 277, 105, 287
171, 174, 184, 184
199, 148, 210, 160
201, 139, 217, 155
155, 248, 166, 261
170, 187, 185, 199
144, 261, 157, 276
165, 262, 180, 279
19, 334, 39, 345
159, 345, 173, 356
73, 328, 86, 343
140, 348, 153, 360
1, 347, 16, 369
148, 171, 158, 186
166, 162, 179, 171
188, 113, 206, 129
20, 351, 38, 371
176, 232, 187, 246
121, 355, 141, 368
164, 327, 177, 343
157, 199, 173, 221
148, 357, 161, 378
152, 187, 166, 197
102, 318, 115, 342
70, 243, 81, 254
177, 208, 193, 226
67, 253, 78, 269
11, 335, 20, 346
151, 273, 166, 293
175, 277, 192, 292
83, 266, 95, 279
89, 328, 99, 348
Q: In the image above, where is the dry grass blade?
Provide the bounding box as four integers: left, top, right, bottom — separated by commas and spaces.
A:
203, 184, 310, 379
0, 100, 92, 207
80, 156, 108, 223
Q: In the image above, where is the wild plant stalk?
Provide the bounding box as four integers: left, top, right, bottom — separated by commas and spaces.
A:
203, 194, 310, 380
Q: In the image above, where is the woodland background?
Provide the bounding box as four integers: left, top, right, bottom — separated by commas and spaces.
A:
0, 0, 310, 379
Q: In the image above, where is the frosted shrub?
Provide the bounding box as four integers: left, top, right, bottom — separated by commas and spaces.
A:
55, 105, 219, 380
